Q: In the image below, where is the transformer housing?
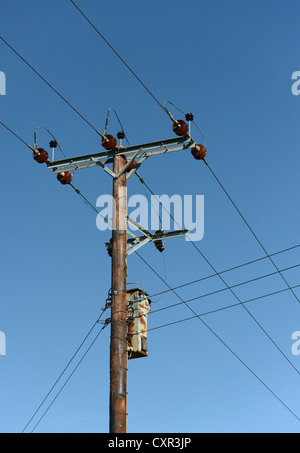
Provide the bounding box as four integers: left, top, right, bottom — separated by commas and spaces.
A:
126, 288, 151, 359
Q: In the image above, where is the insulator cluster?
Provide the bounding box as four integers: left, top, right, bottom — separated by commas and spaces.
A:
32, 138, 73, 186
154, 229, 165, 253
171, 113, 207, 161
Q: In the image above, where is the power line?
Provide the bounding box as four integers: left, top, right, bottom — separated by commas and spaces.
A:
3, 116, 299, 377
2, 115, 299, 289
136, 251, 300, 375
204, 160, 300, 305
134, 251, 300, 423
4, 114, 296, 313
146, 263, 300, 318
147, 284, 300, 333
0, 36, 104, 139
0, 120, 34, 151
3, 117, 299, 426
28, 321, 108, 433
136, 176, 300, 374
22, 309, 107, 433
145, 244, 300, 301
69, 0, 175, 123
34, 126, 68, 159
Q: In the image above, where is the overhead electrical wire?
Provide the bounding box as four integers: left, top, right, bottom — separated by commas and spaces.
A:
29, 322, 108, 433
0, 36, 105, 139
21, 309, 108, 433
2, 119, 299, 311
204, 160, 300, 305
69, 0, 176, 124
34, 126, 68, 159
134, 252, 300, 423
104, 107, 130, 147
3, 121, 299, 431
2, 109, 300, 380
135, 175, 300, 373
163, 100, 300, 306
146, 263, 300, 317
146, 244, 300, 302
2, 114, 298, 293
2, 12, 299, 425
145, 283, 300, 332
135, 250, 300, 376
0, 120, 34, 151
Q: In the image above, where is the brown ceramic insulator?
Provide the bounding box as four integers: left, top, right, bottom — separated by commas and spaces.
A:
33, 148, 49, 164
191, 144, 207, 160
57, 171, 73, 185
126, 160, 137, 172
172, 119, 189, 136
101, 134, 117, 151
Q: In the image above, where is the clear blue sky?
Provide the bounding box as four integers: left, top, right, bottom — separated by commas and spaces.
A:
0, 0, 300, 433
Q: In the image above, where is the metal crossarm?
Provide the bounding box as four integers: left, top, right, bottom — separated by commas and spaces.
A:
47, 135, 196, 177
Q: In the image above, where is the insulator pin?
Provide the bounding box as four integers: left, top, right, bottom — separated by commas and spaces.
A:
172, 120, 189, 136
57, 171, 72, 185
117, 131, 125, 140
185, 113, 194, 122
191, 144, 207, 160
101, 134, 117, 151
33, 148, 49, 164
49, 140, 58, 148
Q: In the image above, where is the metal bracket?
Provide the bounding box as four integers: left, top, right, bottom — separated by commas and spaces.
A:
125, 216, 189, 255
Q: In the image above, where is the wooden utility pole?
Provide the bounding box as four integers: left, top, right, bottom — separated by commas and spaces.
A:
46, 132, 193, 433
109, 154, 128, 433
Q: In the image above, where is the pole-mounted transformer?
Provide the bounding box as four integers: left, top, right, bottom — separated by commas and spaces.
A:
126, 288, 151, 359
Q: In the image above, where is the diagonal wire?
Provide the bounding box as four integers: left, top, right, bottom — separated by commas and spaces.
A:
133, 179, 300, 376
28, 322, 108, 433
146, 263, 300, 317
0, 36, 105, 139
134, 251, 300, 423
145, 244, 300, 302
203, 159, 300, 305
0, 120, 34, 151
69, 0, 175, 123
146, 284, 300, 332
21, 309, 107, 433
2, 120, 300, 423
